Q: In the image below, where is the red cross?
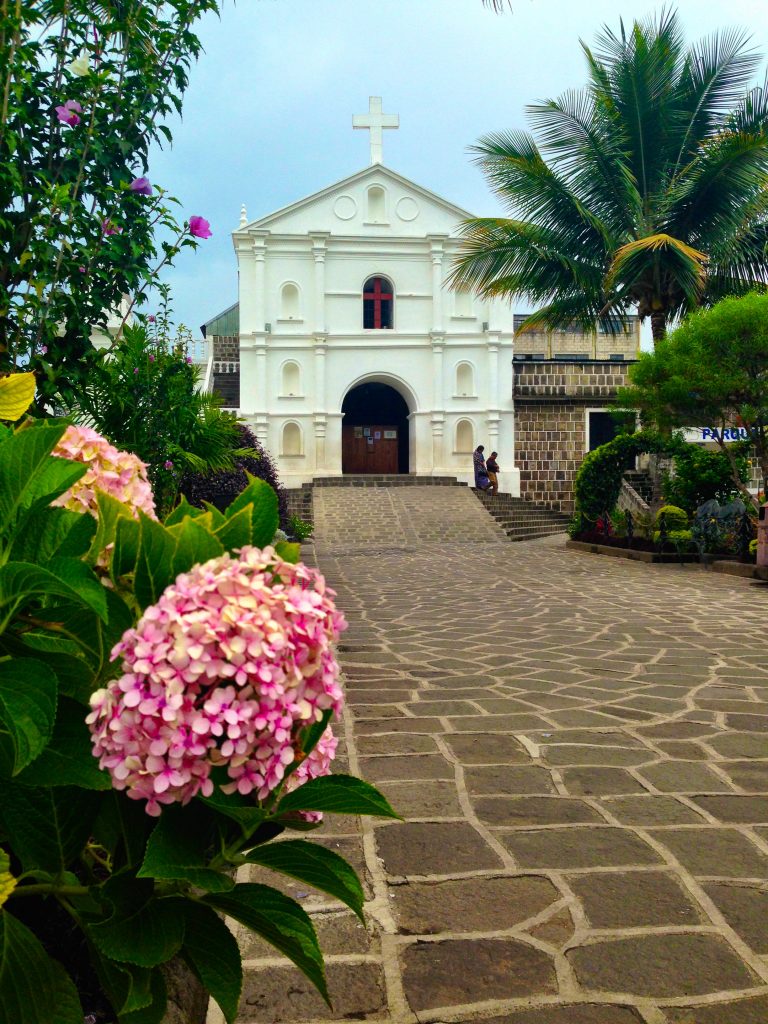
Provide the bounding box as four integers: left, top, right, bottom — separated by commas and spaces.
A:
363, 277, 392, 329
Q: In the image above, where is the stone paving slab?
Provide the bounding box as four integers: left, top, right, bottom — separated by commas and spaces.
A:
230, 488, 768, 1024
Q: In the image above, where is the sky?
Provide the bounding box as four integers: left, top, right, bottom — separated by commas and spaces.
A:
150, 0, 768, 340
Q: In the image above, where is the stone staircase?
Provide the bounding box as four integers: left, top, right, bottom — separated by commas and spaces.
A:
287, 476, 570, 546
623, 470, 655, 505
474, 490, 571, 542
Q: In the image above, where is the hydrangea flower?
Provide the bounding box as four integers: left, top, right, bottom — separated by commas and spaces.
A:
52, 424, 156, 521
130, 177, 153, 196
189, 215, 212, 239
87, 546, 346, 816
55, 100, 82, 126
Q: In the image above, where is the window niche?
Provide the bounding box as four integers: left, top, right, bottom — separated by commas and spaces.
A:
280, 421, 303, 457
367, 185, 387, 223
455, 362, 475, 397
453, 287, 473, 318
363, 276, 394, 329
455, 419, 474, 454
280, 360, 302, 397
279, 283, 301, 320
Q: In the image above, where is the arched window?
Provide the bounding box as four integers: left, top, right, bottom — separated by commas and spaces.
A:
281, 360, 301, 396
280, 283, 300, 320
281, 422, 303, 456
367, 185, 386, 222
455, 362, 474, 396
363, 276, 393, 329
455, 419, 474, 453
454, 287, 473, 318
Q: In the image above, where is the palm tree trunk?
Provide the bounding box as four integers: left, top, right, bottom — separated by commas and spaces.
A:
650, 311, 666, 345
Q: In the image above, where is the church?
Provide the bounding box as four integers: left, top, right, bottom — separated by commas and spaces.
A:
204, 99, 640, 510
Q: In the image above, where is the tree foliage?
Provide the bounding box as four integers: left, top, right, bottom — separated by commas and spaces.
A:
450, 9, 768, 342
0, 0, 218, 405
574, 429, 679, 521
620, 292, 768, 505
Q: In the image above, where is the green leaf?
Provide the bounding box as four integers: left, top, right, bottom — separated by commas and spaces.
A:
112, 516, 140, 581
88, 491, 137, 564
133, 514, 178, 610
275, 775, 400, 820
88, 877, 185, 968
201, 501, 227, 528
225, 475, 279, 547
15, 698, 111, 789
119, 969, 166, 1024
91, 951, 156, 1016
163, 497, 206, 527
0, 784, 100, 873
0, 911, 83, 1024
0, 559, 107, 622
181, 902, 242, 1024
0, 659, 57, 777
92, 794, 154, 872
204, 884, 328, 1004
275, 540, 301, 564
213, 505, 253, 551
0, 422, 68, 526
169, 515, 224, 577
9, 507, 95, 563
138, 805, 234, 893
200, 784, 268, 833
0, 850, 16, 908
245, 840, 365, 921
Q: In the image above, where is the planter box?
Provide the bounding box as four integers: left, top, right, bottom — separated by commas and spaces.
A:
566, 540, 700, 564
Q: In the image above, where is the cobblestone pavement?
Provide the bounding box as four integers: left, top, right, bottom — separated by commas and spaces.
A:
234, 487, 768, 1024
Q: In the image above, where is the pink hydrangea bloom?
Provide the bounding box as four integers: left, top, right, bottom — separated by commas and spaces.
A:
87, 546, 347, 816
52, 425, 156, 521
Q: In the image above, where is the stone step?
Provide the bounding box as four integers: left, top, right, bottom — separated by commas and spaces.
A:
505, 525, 568, 541
312, 475, 464, 487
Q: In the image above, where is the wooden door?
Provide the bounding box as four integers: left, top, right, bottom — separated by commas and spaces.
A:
342, 425, 399, 474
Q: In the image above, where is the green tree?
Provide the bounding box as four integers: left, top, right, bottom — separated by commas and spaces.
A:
450, 10, 768, 343
619, 292, 768, 506
0, 0, 218, 406
75, 321, 244, 515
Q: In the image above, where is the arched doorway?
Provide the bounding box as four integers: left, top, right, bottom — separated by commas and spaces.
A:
342, 382, 410, 474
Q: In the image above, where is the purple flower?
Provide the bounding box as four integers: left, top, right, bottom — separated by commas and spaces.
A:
148, 354, 155, 363
41, 345, 48, 355
130, 177, 153, 196
101, 218, 121, 236
147, 315, 156, 323
133, 368, 139, 375
55, 100, 82, 126
189, 215, 212, 239
164, 460, 174, 470
186, 356, 193, 364
78, 265, 86, 273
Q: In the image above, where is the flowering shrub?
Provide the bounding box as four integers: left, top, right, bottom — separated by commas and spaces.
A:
1, 1, 219, 408
53, 423, 156, 520
0, 412, 397, 1024
89, 546, 346, 815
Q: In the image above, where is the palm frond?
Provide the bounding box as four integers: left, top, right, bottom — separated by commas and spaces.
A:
607, 234, 708, 307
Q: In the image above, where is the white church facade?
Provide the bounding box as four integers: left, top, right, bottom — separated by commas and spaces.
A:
204, 99, 640, 510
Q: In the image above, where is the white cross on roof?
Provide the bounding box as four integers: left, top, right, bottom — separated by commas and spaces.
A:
352, 96, 399, 165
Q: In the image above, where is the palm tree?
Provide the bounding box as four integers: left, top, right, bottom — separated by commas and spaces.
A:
451, 9, 768, 343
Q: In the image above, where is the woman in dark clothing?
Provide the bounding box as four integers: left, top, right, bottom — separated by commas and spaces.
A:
473, 445, 491, 492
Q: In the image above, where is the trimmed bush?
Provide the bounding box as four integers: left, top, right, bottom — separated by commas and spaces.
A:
655, 505, 688, 531
653, 528, 694, 550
